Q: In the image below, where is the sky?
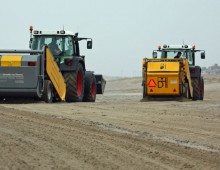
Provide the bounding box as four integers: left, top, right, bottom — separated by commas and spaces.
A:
0, 0, 219, 77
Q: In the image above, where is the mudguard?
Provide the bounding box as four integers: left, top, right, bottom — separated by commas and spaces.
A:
59, 57, 85, 71
190, 66, 201, 78
95, 74, 106, 94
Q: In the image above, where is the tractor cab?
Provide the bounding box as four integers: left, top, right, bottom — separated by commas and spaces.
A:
30, 30, 92, 65
153, 44, 205, 66
32, 35, 74, 59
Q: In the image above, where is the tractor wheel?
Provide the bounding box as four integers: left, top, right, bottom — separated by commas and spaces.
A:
199, 77, 204, 100
42, 80, 54, 103
63, 64, 84, 102
192, 78, 199, 100
83, 72, 96, 102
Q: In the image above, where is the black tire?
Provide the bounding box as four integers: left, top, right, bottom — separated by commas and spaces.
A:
52, 91, 61, 103
63, 64, 84, 102
0, 98, 4, 103
142, 84, 151, 101
184, 82, 190, 99
83, 72, 96, 102
37, 77, 44, 98
199, 77, 204, 100
42, 80, 54, 103
192, 78, 199, 100
143, 83, 146, 98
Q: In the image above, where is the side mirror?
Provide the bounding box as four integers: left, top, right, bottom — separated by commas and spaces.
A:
201, 52, 205, 59
87, 41, 92, 49
153, 51, 157, 58
29, 38, 33, 49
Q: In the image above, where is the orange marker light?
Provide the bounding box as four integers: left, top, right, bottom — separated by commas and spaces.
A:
29, 25, 33, 31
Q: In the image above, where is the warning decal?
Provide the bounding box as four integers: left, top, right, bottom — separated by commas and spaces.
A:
148, 79, 156, 87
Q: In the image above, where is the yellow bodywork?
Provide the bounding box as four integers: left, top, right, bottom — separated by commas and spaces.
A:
1, 56, 22, 66
182, 59, 193, 97
143, 58, 193, 97
46, 48, 66, 101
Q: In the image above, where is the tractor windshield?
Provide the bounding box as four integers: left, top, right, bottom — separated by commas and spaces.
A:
32, 35, 74, 57
160, 50, 193, 65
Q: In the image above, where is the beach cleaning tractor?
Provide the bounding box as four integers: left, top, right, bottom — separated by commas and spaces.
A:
142, 44, 205, 100
0, 26, 106, 102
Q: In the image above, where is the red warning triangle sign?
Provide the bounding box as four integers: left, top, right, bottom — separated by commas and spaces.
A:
148, 79, 156, 87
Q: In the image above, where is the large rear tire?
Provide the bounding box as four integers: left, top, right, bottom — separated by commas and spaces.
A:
42, 80, 54, 103
199, 77, 204, 100
83, 72, 96, 102
192, 78, 199, 100
63, 64, 84, 102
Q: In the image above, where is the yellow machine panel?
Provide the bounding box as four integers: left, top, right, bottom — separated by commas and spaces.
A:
46, 48, 66, 101
146, 73, 180, 95
183, 59, 193, 97
147, 61, 179, 72
1, 56, 22, 66
146, 61, 180, 95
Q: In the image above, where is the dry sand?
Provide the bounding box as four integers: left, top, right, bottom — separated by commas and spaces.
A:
0, 75, 220, 170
